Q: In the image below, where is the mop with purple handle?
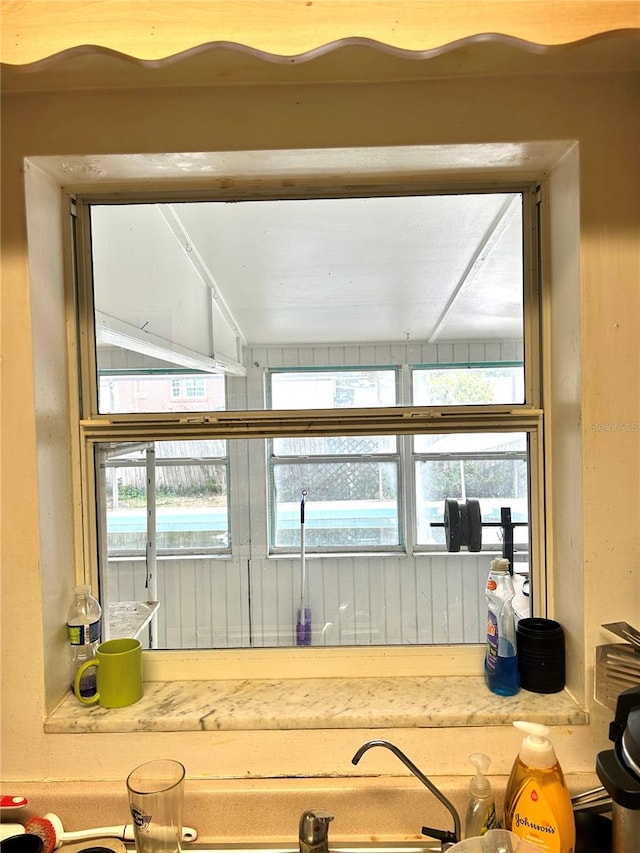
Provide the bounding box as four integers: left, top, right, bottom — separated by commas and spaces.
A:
296, 489, 311, 645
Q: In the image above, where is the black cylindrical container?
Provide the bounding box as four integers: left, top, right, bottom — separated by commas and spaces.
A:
516, 617, 565, 693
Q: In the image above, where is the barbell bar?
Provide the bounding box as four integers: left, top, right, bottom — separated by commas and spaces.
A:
431, 499, 528, 571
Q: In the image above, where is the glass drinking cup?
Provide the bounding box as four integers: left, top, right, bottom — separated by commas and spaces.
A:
126, 759, 185, 853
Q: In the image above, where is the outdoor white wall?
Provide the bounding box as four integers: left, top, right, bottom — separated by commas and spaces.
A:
109, 552, 494, 649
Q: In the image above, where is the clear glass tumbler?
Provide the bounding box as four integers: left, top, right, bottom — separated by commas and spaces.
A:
126, 759, 185, 853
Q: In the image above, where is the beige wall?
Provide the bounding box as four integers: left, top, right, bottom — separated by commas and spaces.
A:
1, 5, 639, 789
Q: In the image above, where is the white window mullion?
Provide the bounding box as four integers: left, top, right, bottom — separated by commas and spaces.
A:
398, 433, 413, 555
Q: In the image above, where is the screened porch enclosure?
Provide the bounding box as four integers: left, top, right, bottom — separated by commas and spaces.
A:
96, 341, 532, 650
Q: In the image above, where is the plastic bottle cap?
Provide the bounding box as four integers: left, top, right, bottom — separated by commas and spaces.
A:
514, 720, 557, 768
491, 558, 510, 573
74, 584, 91, 594
468, 752, 492, 796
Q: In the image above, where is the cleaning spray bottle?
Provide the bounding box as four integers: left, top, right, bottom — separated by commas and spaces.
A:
484, 557, 519, 696
464, 752, 497, 838
503, 720, 575, 853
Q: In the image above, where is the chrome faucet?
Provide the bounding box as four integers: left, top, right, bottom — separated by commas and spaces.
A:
351, 739, 461, 850
299, 808, 334, 853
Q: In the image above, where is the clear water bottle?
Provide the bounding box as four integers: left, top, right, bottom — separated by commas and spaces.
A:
484, 557, 520, 696
67, 584, 102, 697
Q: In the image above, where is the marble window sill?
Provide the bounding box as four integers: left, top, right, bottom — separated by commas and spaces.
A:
45, 676, 588, 733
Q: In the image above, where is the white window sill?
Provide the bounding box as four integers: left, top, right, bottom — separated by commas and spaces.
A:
45, 676, 587, 733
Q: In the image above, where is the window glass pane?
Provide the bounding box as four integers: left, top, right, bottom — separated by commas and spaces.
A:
89, 192, 524, 414
414, 432, 526, 454
105, 466, 229, 552
414, 432, 528, 549
99, 440, 229, 556
98, 371, 225, 414
273, 435, 396, 455
272, 461, 400, 549
82, 186, 537, 652
271, 369, 397, 409
413, 365, 524, 406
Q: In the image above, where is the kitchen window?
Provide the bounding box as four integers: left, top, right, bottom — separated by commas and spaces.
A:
75, 184, 543, 653
171, 376, 206, 400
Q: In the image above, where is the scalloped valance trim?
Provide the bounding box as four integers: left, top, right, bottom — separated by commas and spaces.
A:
2, 30, 639, 92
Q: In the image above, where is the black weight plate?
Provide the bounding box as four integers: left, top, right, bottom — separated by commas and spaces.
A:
467, 498, 482, 551
459, 500, 470, 547
444, 499, 462, 552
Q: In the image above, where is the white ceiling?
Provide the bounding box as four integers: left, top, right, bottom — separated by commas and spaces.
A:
91, 190, 524, 359
172, 193, 523, 345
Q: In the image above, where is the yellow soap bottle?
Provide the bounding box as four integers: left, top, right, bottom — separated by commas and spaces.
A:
503, 721, 575, 853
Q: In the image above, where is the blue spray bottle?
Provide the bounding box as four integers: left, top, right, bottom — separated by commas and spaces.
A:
484, 557, 520, 696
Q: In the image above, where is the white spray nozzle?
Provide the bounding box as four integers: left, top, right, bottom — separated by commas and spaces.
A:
468, 752, 492, 796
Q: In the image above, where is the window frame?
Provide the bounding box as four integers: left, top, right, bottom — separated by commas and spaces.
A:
267, 364, 405, 555
411, 432, 530, 550
98, 442, 232, 559
170, 376, 207, 400
265, 364, 531, 557
268, 437, 405, 555
73, 179, 545, 673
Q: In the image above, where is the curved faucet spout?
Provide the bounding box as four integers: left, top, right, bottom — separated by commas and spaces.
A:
351, 738, 461, 843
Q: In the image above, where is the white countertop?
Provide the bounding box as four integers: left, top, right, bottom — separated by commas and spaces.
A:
45, 675, 587, 733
